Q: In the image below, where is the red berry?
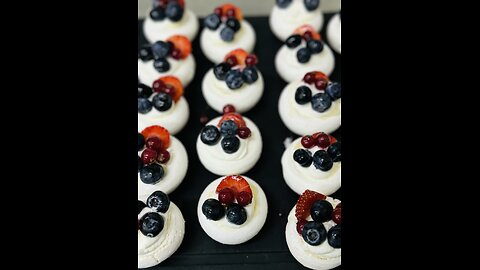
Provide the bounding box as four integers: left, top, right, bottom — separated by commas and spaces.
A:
170, 48, 182, 60
159, 0, 168, 8
214, 7, 223, 17
237, 127, 251, 139
296, 219, 307, 234
303, 31, 313, 41
152, 79, 166, 93
199, 114, 209, 125
162, 84, 176, 97
218, 188, 235, 205
157, 149, 170, 164
301, 135, 316, 148
316, 133, 330, 148
141, 148, 158, 165
226, 8, 235, 18
223, 104, 236, 114
146, 137, 163, 152
315, 78, 328, 90
336, 203, 341, 209
236, 191, 252, 206
332, 207, 341, 224
303, 72, 316, 84
245, 54, 257, 66
225, 55, 238, 67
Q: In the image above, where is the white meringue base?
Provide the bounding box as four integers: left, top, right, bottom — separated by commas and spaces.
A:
201, 68, 264, 113
138, 136, 188, 197
269, 2, 323, 41
200, 20, 256, 64
138, 96, 189, 135
196, 116, 262, 175
143, 9, 199, 43
327, 14, 341, 54
197, 176, 268, 245
138, 54, 196, 88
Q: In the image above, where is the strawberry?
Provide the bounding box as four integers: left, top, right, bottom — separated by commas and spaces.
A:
217, 112, 246, 128
166, 35, 191, 59
224, 49, 249, 68
215, 175, 252, 200
141, 125, 171, 148
312, 71, 329, 82
294, 25, 321, 41
220, 3, 243, 20
158, 76, 183, 102
295, 190, 326, 221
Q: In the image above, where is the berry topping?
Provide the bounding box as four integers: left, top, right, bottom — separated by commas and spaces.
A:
200, 125, 221, 145
153, 58, 170, 72
326, 82, 341, 100
327, 225, 341, 248
327, 142, 341, 162
138, 133, 145, 151
138, 98, 153, 114
154, 0, 169, 8
332, 206, 341, 224
295, 86, 312, 104
138, 200, 147, 215
165, 1, 184, 22
150, 7, 166, 21
151, 41, 173, 59
146, 190, 170, 213
286, 34, 303, 48
138, 45, 154, 61
297, 48, 311, 63
311, 93, 332, 112
221, 135, 240, 153
304, 0, 320, 11
303, 72, 316, 84
220, 120, 238, 136
226, 8, 236, 18
220, 3, 243, 20
293, 149, 313, 167
156, 76, 184, 102
276, 0, 293, 8
314, 77, 328, 90
226, 203, 247, 225
302, 221, 327, 246
152, 92, 173, 111
312, 150, 334, 171
157, 149, 170, 164
295, 190, 327, 220
170, 48, 182, 60
138, 83, 153, 99
294, 25, 321, 40
218, 112, 246, 128
225, 55, 238, 67
141, 125, 170, 148
139, 212, 164, 237
311, 200, 333, 222
202, 198, 225, 220
242, 67, 259, 84
315, 132, 330, 148
296, 219, 307, 234
220, 27, 235, 42
139, 163, 164, 184
213, 7, 223, 16
223, 104, 236, 114
225, 69, 244, 89
216, 175, 253, 198
213, 62, 231, 80
236, 191, 252, 207
226, 18, 241, 32
237, 127, 251, 139
218, 188, 235, 205
166, 35, 191, 59
138, 156, 143, 171
307, 39, 324, 54
141, 148, 158, 165
224, 49, 249, 67
301, 135, 316, 148
152, 79, 165, 93
245, 54, 258, 66
204, 13, 221, 30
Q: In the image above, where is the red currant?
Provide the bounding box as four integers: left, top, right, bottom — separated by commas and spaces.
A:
225, 55, 238, 67
301, 135, 316, 148
237, 127, 251, 139
332, 207, 341, 224
303, 72, 316, 84
162, 84, 176, 97
146, 137, 163, 152
170, 48, 182, 60
226, 8, 235, 18
223, 104, 236, 114
157, 149, 170, 164
296, 219, 307, 234
236, 191, 252, 206
315, 78, 328, 91
303, 31, 313, 41
141, 148, 158, 165
218, 188, 235, 205
245, 55, 258, 66
316, 133, 330, 148
214, 7, 223, 17
152, 79, 165, 93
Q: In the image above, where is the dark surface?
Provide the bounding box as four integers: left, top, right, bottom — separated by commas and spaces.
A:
138, 14, 341, 270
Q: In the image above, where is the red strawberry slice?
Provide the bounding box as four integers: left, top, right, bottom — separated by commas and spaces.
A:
217, 112, 246, 128
215, 175, 252, 198
166, 35, 191, 59
158, 76, 184, 102
294, 25, 321, 40
141, 125, 171, 148
224, 49, 249, 68
220, 3, 243, 20
295, 190, 326, 221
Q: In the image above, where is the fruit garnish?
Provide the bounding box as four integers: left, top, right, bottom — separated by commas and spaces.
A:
145, 137, 163, 152
295, 190, 326, 221
237, 126, 251, 139
236, 191, 252, 206
294, 25, 321, 40
332, 207, 341, 224
223, 104, 236, 114
224, 49, 249, 68
220, 3, 243, 20
141, 148, 158, 165
301, 135, 316, 148
166, 35, 191, 59
157, 76, 183, 102
315, 132, 330, 148
175, 0, 185, 9
296, 219, 307, 234
141, 125, 171, 148
157, 149, 170, 164
329, 135, 337, 145
215, 175, 253, 200
217, 112, 246, 128
218, 188, 235, 205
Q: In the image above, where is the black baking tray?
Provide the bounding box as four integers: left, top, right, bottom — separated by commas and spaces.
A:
138, 14, 341, 270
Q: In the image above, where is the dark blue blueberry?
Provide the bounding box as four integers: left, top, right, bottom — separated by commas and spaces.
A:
151, 41, 172, 59
152, 92, 172, 111
226, 18, 241, 32
150, 6, 166, 21
165, 2, 184, 22
202, 199, 225, 220
138, 133, 145, 151
139, 163, 164, 184
138, 45, 153, 61
311, 93, 332, 112
311, 200, 333, 222
276, 0, 292, 8
225, 69, 244, 89
138, 98, 153, 114
220, 120, 238, 136
146, 190, 170, 213
327, 142, 341, 162
242, 67, 258, 84
226, 203, 247, 225
138, 200, 146, 214
328, 224, 341, 248
153, 58, 170, 72
221, 135, 240, 154
307, 39, 324, 54
220, 27, 235, 42
293, 149, 313, 167
297, 47, 311, 63
295, 86, 312, 104
200, 125, 221, 145
138, 83, 153, 98
325, 82, 341, 100
204, 13, 221, 30
138, 156, 143, 171
139, 212, 164, 237
213, 62, 231, 80
302, 221, 327, 246
312, 150, 333, 171
286, 34, 302, 48
304, 0, 320, 11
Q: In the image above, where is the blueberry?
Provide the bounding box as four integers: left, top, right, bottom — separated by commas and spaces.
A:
220, 120, 238, 136
295, 86, 312, 104
200, 125, 221, 145
325, 82, 341, 100
138, 156, 143, 171
307, 39, 324, 54
276, 0, 292, 8
152, 92, 172, 111
312, 150, 334, 171
226, 18, 241, 32
297, 48, 311, 63
153, 58, 170, 72
311, 200, 333, 222
151, 41, 172, 59
213, 62, 231, 80
242, 67, 259, 84
139, 163, 164, 184
220, 27, 235, 42
138, 133, 145, 151
304, 0, 320, 11
302, 221, 327, 246
146, 190, 170, 213
202, 198, 225, 220
225, 69, 244, 89
327, 224, 341, 248
327, 142, 341, 162
138, 45, 153, 61
285, 34, 302, 48
293, 149, 313, 167
138, 98, 153, 114
138, 200, 146, 215
226, 203, 247, 225
311, 93, 332, 112
221, 135, 240, 154
150, 6, 166, 21
138, 83, 153, 98
204, 13, 221, 30
165, 2, 184, 22
139, 212, 164, 237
